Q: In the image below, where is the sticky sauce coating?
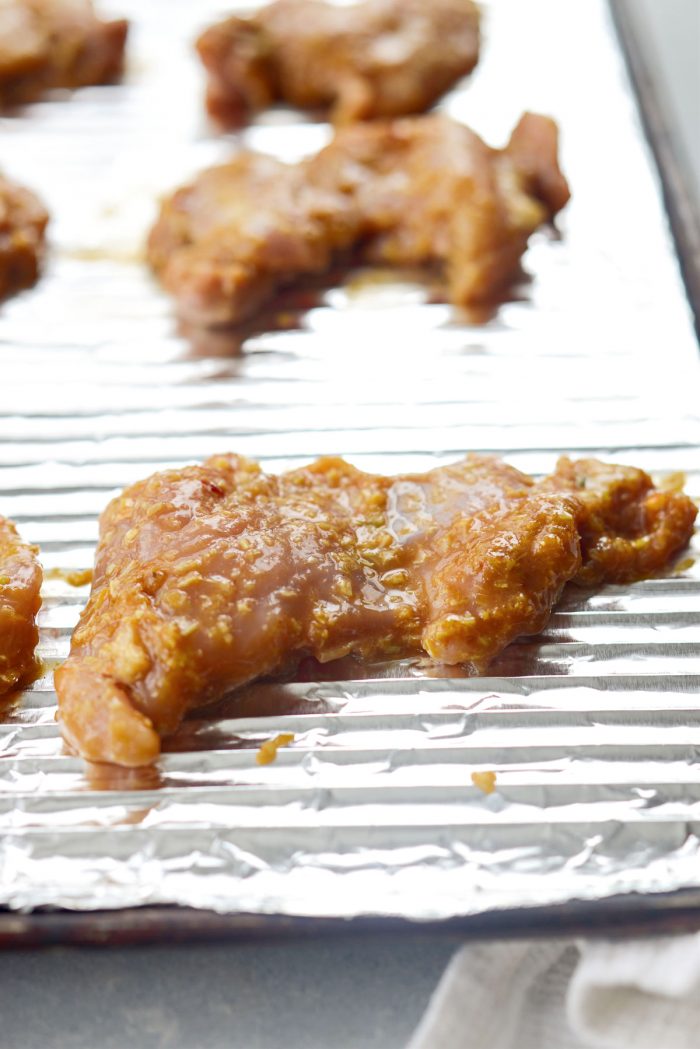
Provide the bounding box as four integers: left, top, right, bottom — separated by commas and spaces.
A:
55, 454, 696, 767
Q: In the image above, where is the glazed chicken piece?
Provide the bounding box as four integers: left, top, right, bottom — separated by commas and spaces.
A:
0, 516, 42, 695
147, 112, 570, 327
196, 0, 480, 127
0, 172, 48, 299
0, 0, 128, 108
55, 453, 695, 767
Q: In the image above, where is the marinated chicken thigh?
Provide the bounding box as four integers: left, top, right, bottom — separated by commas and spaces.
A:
56, 454, 695, 766
0, 516, 42, 695
0, 0, 128, 108
540, 457, 699, 586
147, 112, 570, 327
0, 172, 48, 299
197, 0, 480, 127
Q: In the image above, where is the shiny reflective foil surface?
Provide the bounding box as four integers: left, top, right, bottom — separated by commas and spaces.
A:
1, 0, 700, 922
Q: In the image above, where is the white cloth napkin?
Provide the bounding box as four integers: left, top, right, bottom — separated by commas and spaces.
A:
408, 933, 700, 1049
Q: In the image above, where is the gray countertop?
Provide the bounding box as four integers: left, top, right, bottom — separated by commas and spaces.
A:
0, 931, 463, 1049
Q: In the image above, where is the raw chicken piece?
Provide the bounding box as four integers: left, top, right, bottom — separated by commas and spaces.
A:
197, 0, 480, 126
539, 457, 699, 586
55, 453, 695, 766
0, 516, 42, 694
147, 112, 570, 326
0, 171, 48, 300
0, 0, 128, 108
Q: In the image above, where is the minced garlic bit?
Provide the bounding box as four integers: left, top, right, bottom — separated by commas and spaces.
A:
471, 770, 497, 795
256, 732, 295, 766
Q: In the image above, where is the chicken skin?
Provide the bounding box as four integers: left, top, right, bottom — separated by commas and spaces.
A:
55, 454, 696, 767
0, 172, 48, 300
0, 0, 128, 108
147, 112, 570, 327
0, 516, 42, 695
196, 0, 480, 127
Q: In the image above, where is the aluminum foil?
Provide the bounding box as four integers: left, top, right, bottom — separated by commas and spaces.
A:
0, 0, 699, 923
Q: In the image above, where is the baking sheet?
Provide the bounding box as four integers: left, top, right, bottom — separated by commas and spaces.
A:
1, 0, 700, 926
